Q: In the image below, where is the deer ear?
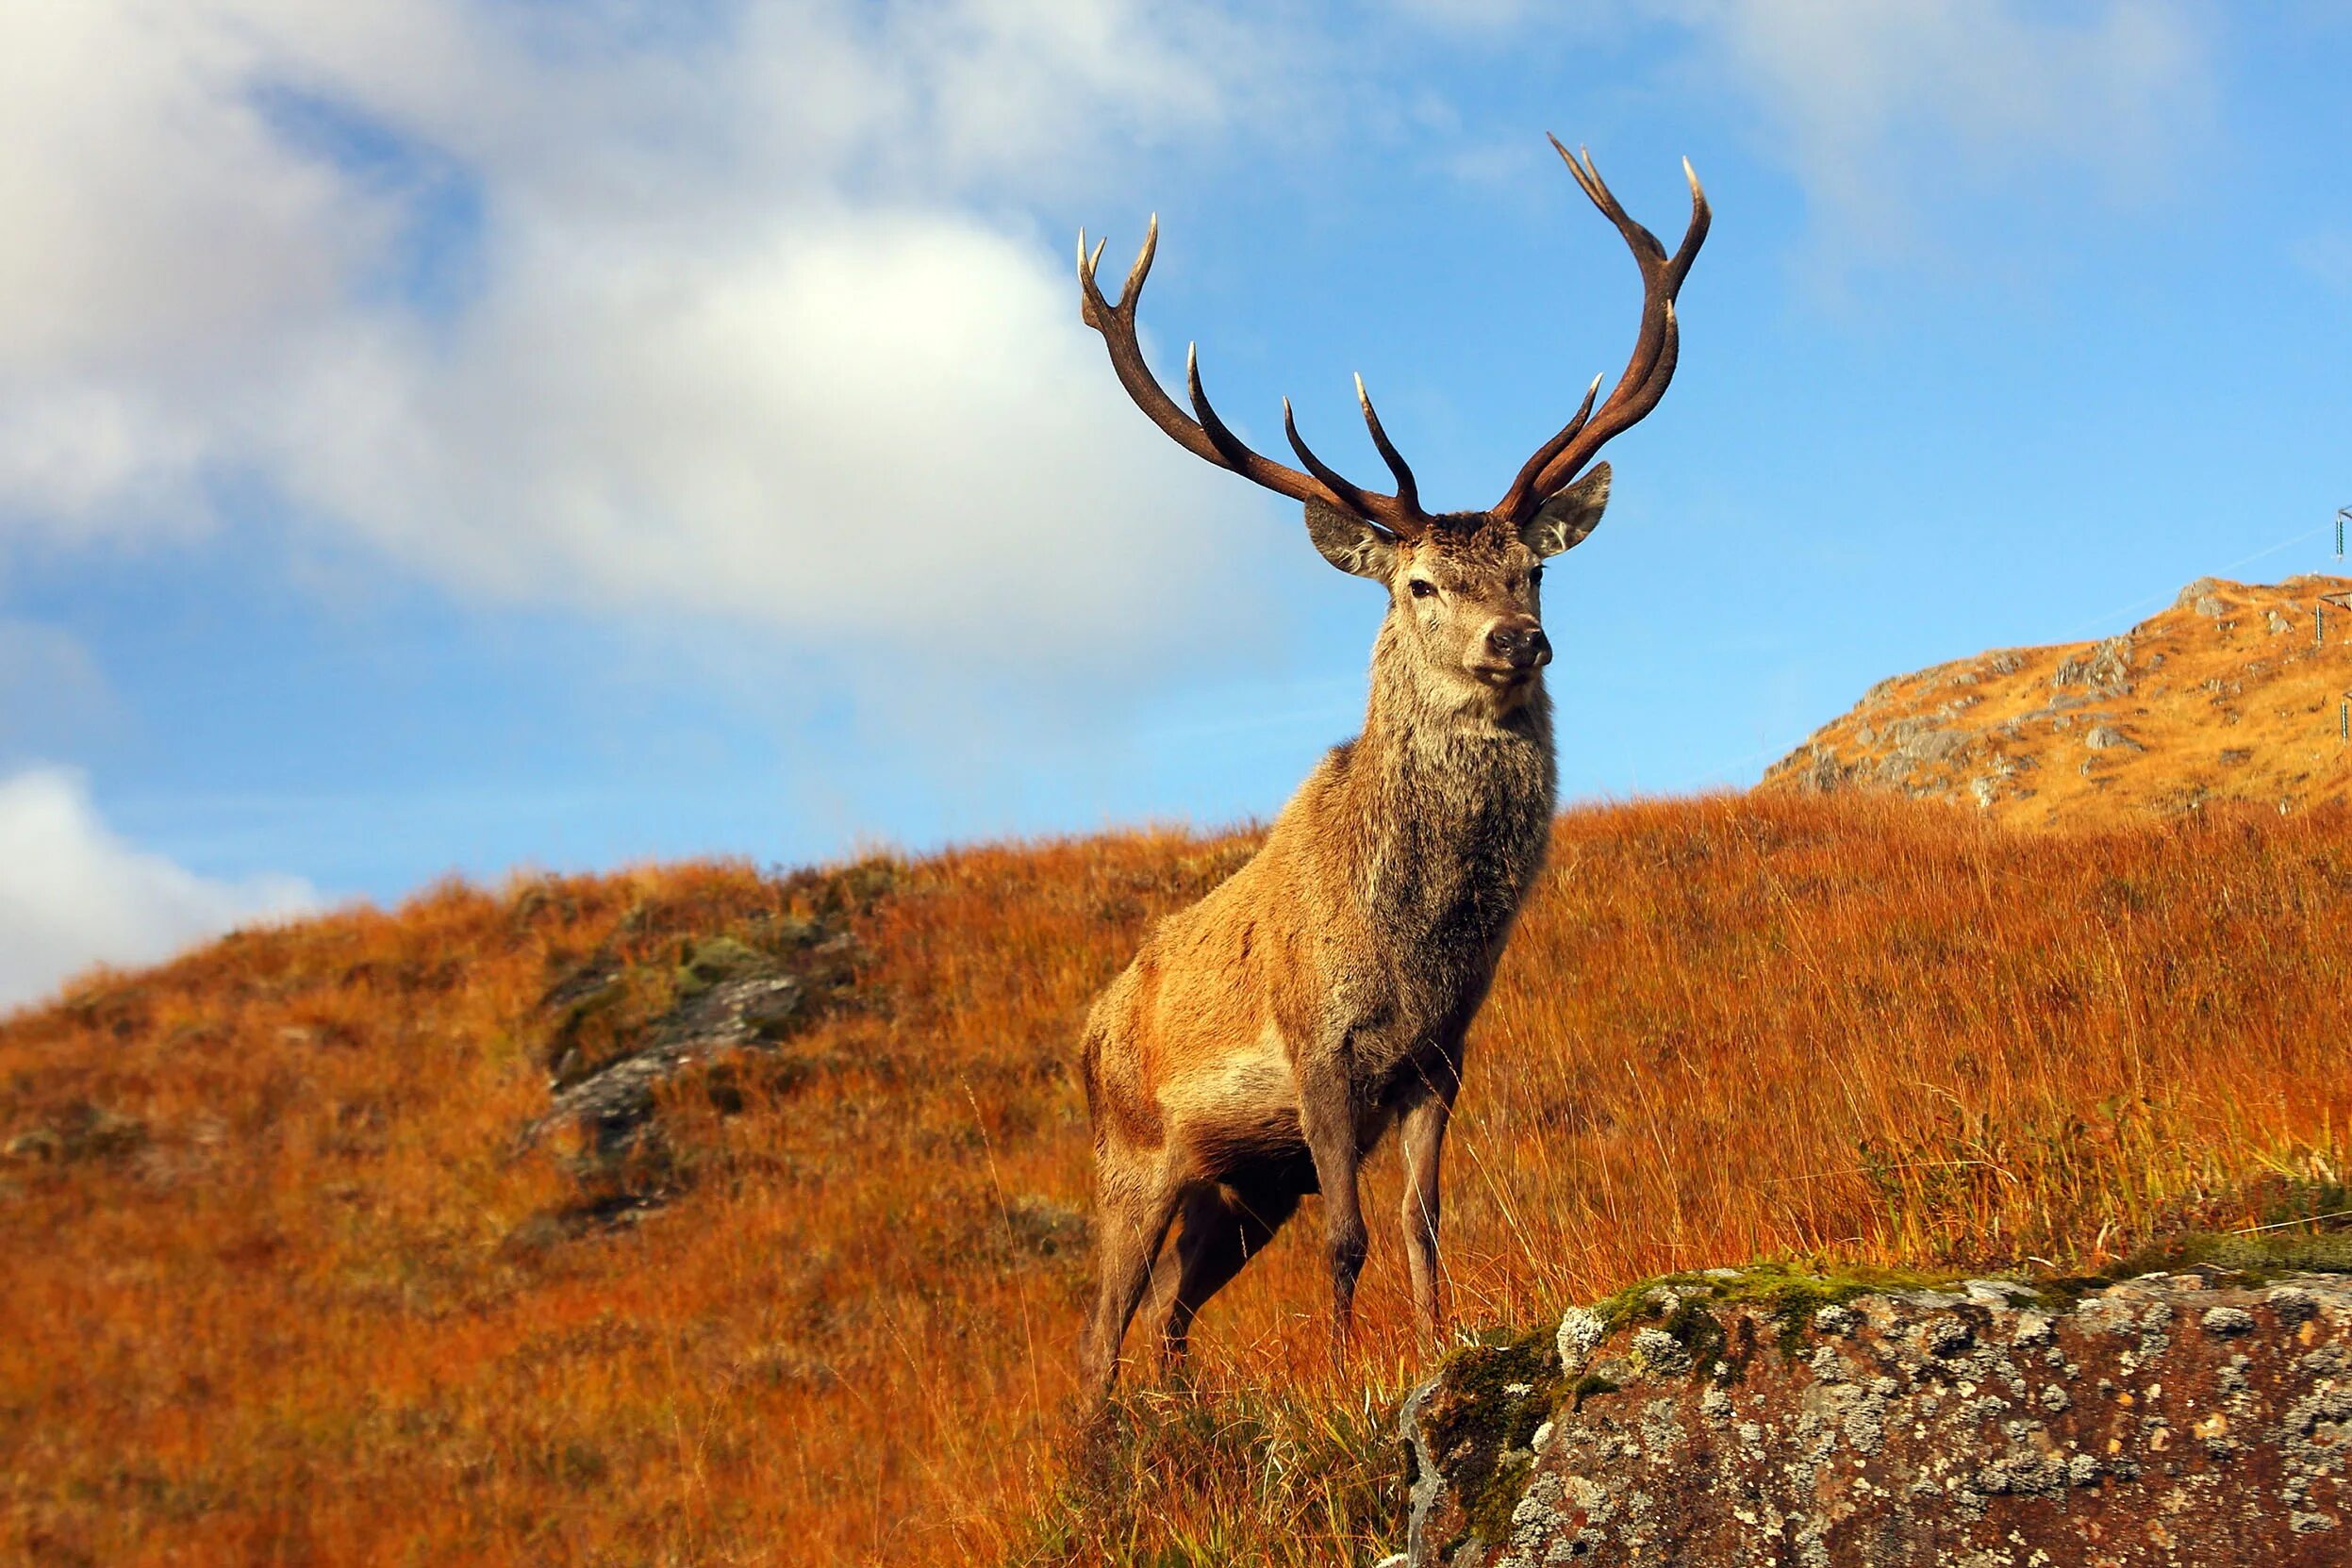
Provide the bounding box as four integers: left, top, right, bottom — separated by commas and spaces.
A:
1304, 499, 1397, 581
1521, 462, 1611, 558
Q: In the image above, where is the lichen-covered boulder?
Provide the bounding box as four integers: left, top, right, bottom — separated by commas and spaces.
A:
1402, 1261, 2350, 1566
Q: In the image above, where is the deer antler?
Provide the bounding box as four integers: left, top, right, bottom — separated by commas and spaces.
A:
1077, 216, 1434, 538
1489, 140, 1710, 527
1077, 138, 1707, 537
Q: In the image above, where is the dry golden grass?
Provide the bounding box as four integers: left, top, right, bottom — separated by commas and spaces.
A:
3, 793, 2348, 1565
1763, 574, 2352, 824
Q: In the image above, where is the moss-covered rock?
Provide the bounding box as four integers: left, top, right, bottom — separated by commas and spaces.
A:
1403, 1249, 2352, 1567
514, 861, 886, 1233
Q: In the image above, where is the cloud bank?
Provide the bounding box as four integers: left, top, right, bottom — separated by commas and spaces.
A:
1677, 0, 2207, 258
0, 0, 1297, 694
0, 0, 2214, 663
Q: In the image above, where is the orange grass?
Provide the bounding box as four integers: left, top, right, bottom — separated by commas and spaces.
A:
2, 793, 2348, 1564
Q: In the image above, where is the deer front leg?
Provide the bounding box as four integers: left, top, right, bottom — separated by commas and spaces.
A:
1397, 1078, 1457, 1351
1296, 1055, 1369, 1371
1078, 1155, 1183, 1413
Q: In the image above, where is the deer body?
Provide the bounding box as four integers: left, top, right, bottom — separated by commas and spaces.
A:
1089, 624, 1556, 1174
1073, 139, 1707, 1402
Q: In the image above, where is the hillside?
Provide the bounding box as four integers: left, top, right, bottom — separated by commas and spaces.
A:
4, 795, 2349, 1564
1762, 574, 2352, 826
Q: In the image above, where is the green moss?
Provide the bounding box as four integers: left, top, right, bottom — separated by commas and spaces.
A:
1568, 1373, 1618, 1410
1461, 1450, 1533, 1551
1417, 1330, 1565, 1557
1572, 1260, 1957, 1370
541, 964, 665, 1087
673, 935, 770, 997
2107, 1228, 2352, 1286
1657, 1294, 1730, 1375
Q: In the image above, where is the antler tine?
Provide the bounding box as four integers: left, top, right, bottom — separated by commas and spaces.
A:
1556, 140, 1669, 267
1119, 214, 1157, 306
1491, 141, 1710, 524
1075, 216, 1433, 536
1282, 399, 1383, 521
1353, 375, 1421, 517
1667, 157, 1709, 292
1184, 344, 1275, 477
1493, 372, 1602, 521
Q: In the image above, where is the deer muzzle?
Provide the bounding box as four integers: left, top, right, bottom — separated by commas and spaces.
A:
1484, 619, 1551, 673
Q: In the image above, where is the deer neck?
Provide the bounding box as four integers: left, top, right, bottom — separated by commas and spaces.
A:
1345, 625, 1559, 935
1360, 621, 1557, 776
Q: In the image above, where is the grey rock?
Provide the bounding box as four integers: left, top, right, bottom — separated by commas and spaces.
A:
1555, 1306, 1607, 1371
2201, 1305, 2257, 1336
1405, 1268, 2352, 1568
2269, 1285, 2320, 1324
522, 968, 808, 1156
2051, 635, 2132, 691
1630, 1327, 1691, 1378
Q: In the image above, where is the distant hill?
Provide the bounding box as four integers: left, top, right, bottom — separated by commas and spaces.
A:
1762, 574, 2352, 827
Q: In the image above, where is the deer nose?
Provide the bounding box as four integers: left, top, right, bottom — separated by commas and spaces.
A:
1487, 619, 1550, 669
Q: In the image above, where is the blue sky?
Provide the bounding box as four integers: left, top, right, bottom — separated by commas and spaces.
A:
1, 1, 2347, 1004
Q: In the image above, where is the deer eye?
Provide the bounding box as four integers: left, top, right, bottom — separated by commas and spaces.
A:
1530, 564, 1544, 584
1408, 579, 1438, 599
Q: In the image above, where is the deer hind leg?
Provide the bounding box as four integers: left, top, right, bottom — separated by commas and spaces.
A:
1078, 1153, 1184, 1410
1158, 1180, 1301, 1373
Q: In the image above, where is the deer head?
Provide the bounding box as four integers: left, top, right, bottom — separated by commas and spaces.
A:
1078, 137, 1706, 710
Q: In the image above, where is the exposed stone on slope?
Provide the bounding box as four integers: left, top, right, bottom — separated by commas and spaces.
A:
2053, 634, 2135, 694
1403, 1255, 2352, 1567
521, 957, 814, 1157
513, 887, 879, 1230
2, 1101, 149, 1164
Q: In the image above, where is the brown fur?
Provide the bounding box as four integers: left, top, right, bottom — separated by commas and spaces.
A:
1071, 145, 1706, 1405
1078, 515, 1578, 1401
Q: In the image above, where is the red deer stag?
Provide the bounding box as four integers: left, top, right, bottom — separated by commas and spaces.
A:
1074, 137, 1707, 1403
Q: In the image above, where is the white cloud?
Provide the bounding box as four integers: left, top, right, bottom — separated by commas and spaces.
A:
1675, 0, 2209, 257
267, 206, 1266, 684
0, 1, 389, 541
0, 0, 1300, 691
0, 2, 381, 374
1389, 0, 2211, 266
0, 0, 2228, 602
0, 767, 318, 1012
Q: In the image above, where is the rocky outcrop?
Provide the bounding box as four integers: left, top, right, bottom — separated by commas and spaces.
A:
516, 915, 868, 1229
1402, 1255, 2352, 1567
519, 940, 820, 1157
1759, 574, 2352, 827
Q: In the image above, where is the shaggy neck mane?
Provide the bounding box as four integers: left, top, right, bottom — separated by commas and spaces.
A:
1341, 618, 1559, 883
